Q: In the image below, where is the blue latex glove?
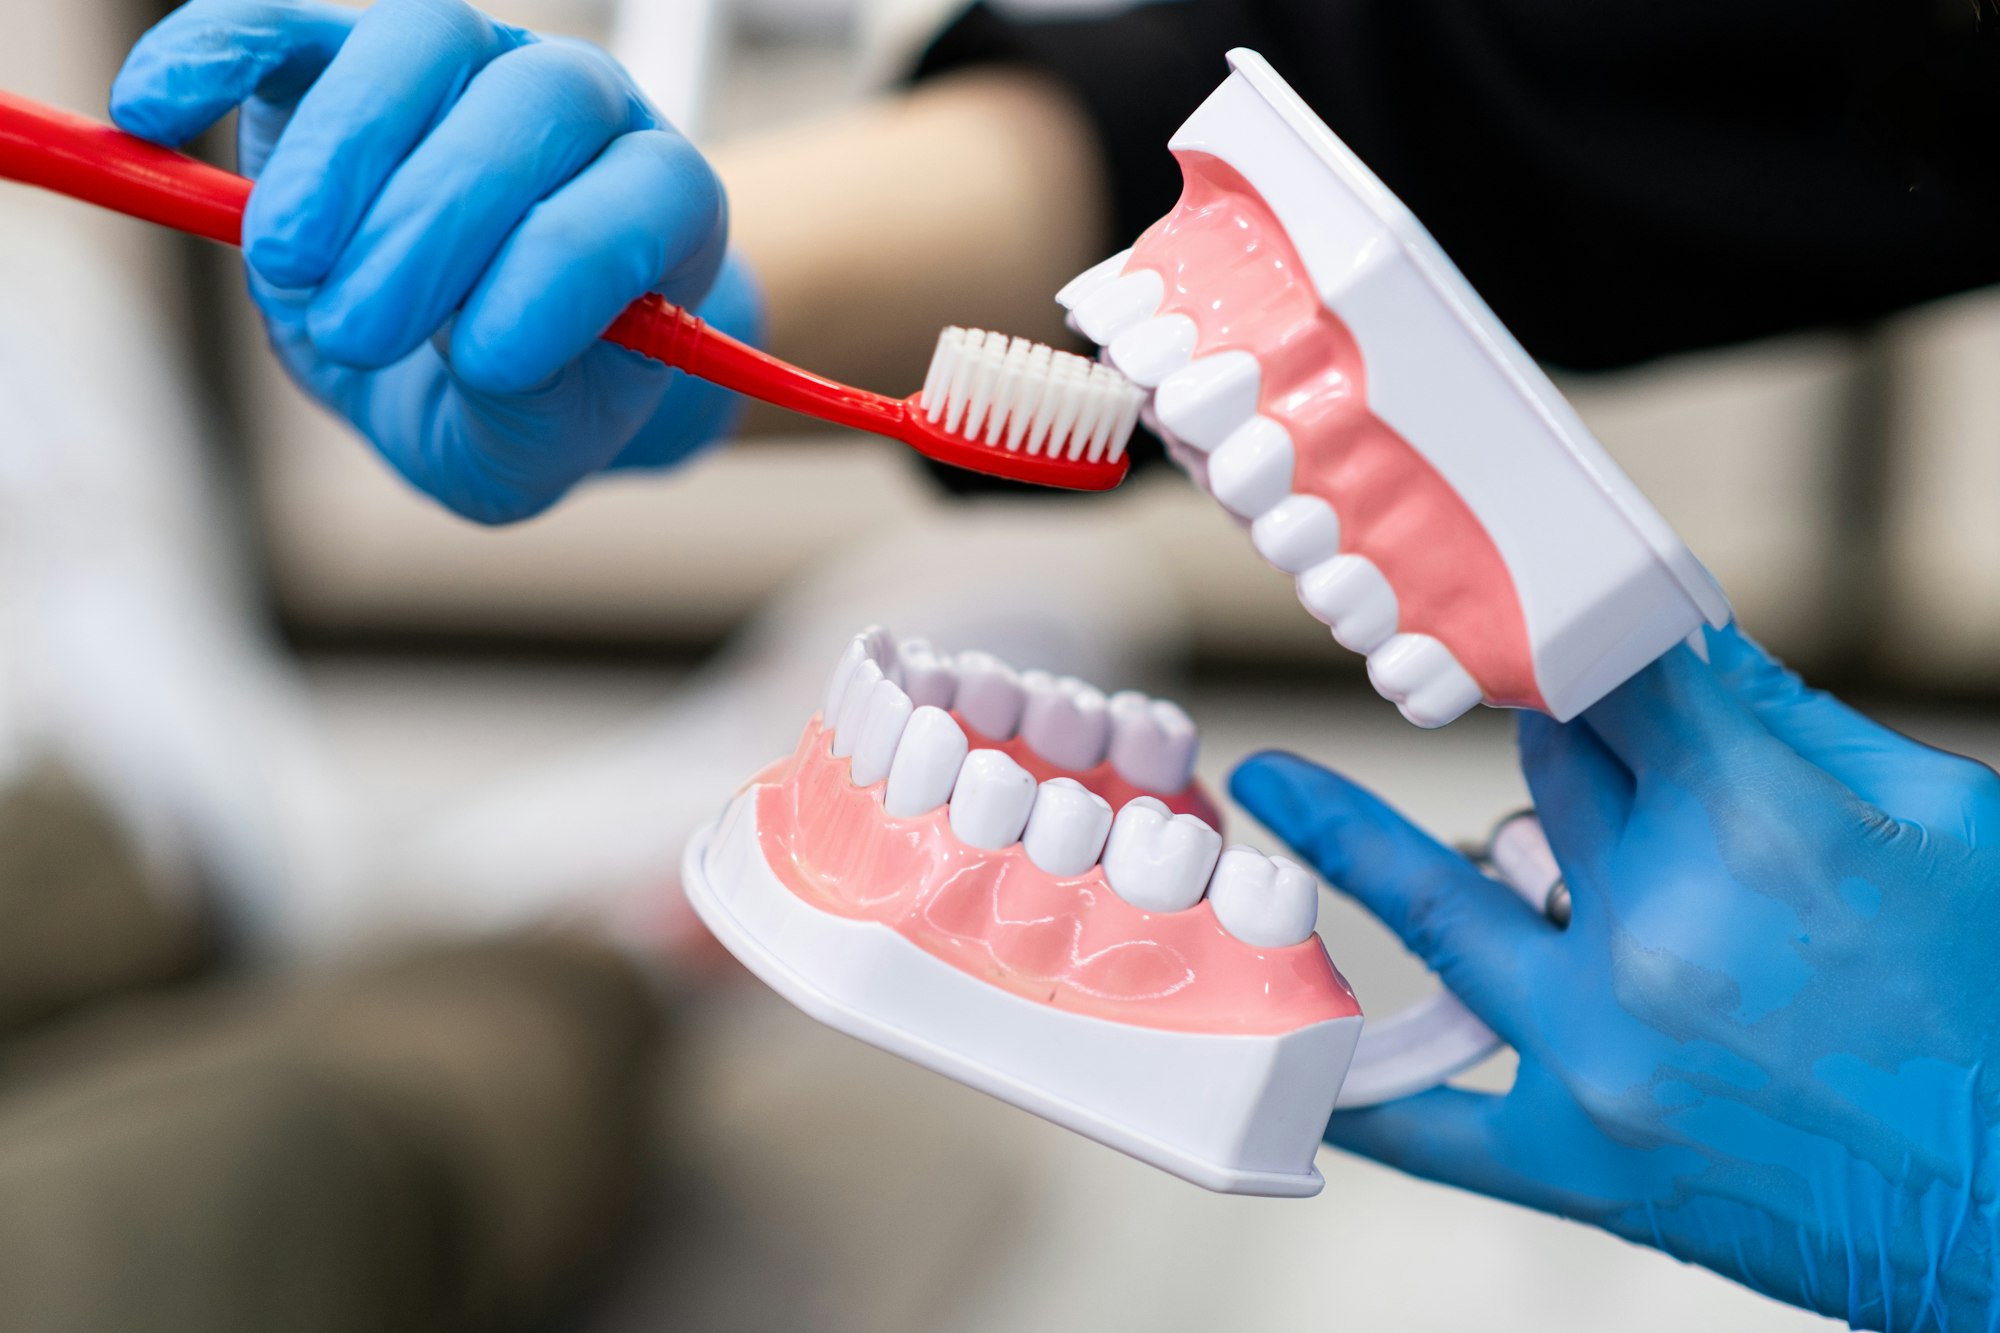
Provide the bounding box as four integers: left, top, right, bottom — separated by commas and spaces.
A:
110, 0, 760, 523
1232, 626, 2000, 1332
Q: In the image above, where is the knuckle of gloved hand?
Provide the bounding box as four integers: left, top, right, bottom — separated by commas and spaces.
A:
376, 0, 506, 47
307, 299, 403, 371
445, 335, 523, 398
479, 39, 631, 124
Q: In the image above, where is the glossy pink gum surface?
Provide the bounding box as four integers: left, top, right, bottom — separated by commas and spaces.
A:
1126, 152, 1546, 711
752, 722, 1358, 1035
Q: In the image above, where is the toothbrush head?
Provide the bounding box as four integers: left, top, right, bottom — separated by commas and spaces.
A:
901, 327, 1143, 492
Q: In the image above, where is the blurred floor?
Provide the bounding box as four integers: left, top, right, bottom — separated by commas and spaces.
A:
304, 653, 1992, 1333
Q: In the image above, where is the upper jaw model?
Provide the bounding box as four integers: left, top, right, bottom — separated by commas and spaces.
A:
1059, 50, 1732, 727
685, 626, 1561, 1197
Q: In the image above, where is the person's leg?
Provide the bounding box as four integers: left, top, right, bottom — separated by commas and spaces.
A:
0, 932, 662, 1333
0, 766, 208, 1037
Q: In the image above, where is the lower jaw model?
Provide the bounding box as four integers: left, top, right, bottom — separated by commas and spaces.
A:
684, 626, 1559, 1198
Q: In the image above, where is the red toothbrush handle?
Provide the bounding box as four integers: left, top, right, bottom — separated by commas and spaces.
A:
0, 89, 1126, 492
0, 88, 910, 431
603, 296, 910, 436
0, 90, 248, 245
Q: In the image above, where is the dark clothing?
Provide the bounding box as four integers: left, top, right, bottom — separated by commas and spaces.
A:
917, 0, 2000, 372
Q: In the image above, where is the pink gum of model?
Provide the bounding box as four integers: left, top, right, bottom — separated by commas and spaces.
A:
754, 719, 1358, 1036
1127, 152, 1542, 710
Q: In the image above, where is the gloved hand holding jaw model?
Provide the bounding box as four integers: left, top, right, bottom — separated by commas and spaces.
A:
109, 0, 759, 524
1234, 625, 2000, 1333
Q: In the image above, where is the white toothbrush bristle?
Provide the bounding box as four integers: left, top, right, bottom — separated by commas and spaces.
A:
920, 328, 1144, 463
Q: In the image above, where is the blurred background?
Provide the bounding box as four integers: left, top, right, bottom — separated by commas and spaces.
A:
2, 0, 1995, 1330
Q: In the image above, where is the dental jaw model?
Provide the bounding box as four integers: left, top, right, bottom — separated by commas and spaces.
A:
1060, 50, 1732, 726
685, 627, 1558, 1196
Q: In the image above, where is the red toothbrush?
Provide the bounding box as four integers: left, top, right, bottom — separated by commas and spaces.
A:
0, 90, 1139, 491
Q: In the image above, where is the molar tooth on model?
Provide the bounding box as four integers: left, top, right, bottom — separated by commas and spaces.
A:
1206, 417, 1296, 519
1367, 634, 1483, 729
883, 705, 970, 817
896, 638, 957, 709
1107, 690, 1198, 793
1021, 778, 1114, 876
1068, 268, 1165, 346
1251, 495, 1341, 575
1102, 796, 1222, 913
1019, 670, 1113, 771
1154, 351, 1262, 452
1106, 314, 1199, 388
1207, 846, 1320, 948
954, 651, 1027, 739
1055, 248, 1133, 313
1297, 554, 1399, 654
830, 657, 885, 758
847, 677, 914, 787
948, 749, 1038, 850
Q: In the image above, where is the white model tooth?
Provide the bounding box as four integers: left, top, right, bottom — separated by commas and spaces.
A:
1251, 495, 1341, 574
1297, 554, 1399, 654
1154, 351, 1260, 452
1020, 670, 1112, 771
1106, 690, 1198, 793
1055, 248, 1133, 311
1069, 268, 1164, 346
1207, 846, 1320, 947
1367, 634, 1483, 729
1206, 416, 1295, 519
830, 658, 883, 758
847, 677, 914, 787
896, 638, 957, 709
883, 705, 970, 817
948, 749, 1038, 850
955, 651, 1026, 740
1102, 796, 1222, 913
1106, 314, 1198, 388
1020, 777, 1114, 876
822, 635, 869, 726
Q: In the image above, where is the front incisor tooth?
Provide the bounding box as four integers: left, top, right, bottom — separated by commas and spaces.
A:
1055, 248, 1133, 312
1020, 671, 1112, 771
1106, 314, 1198, 388
954, 651, 1025, 740
1106, 691, 1198, 793
948, 749, 1038, 850
1207, 417, 1295, 519
831, 658, 884, 758
1020, 777, 1113, 876
896, 638, 957, 709
1102, 796, 1222, 912
1252, 495, 1341, 574
1367, 634, 1483, 729
883, 706, 969, 817
847, 678, 914, 787
1297, 554, 1399, 654
1154, 351, 1261, 452
822, 637, 869, 726
1207, 846, 1320, 947
1070, 269, 1164, 346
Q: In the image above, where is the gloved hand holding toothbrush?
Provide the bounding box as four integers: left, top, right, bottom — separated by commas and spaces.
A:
111, 0, 760, 524
1233, 626, 2000, 1333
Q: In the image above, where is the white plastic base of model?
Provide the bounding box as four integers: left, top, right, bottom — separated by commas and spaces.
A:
1167, 51, 1731, 721
684, 789, 1362, 1197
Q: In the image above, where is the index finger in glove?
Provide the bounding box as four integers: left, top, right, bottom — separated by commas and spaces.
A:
1230, 751, 1551, 1047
